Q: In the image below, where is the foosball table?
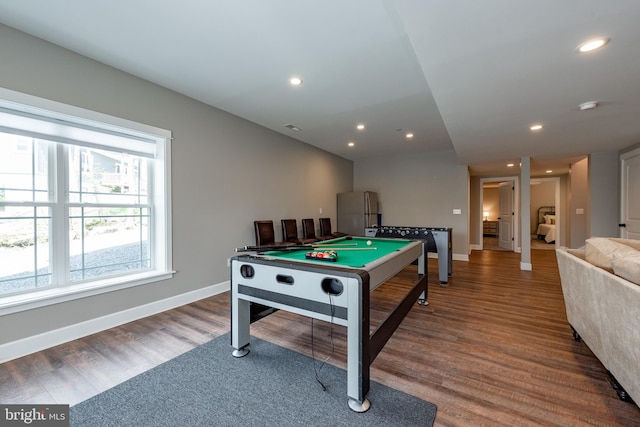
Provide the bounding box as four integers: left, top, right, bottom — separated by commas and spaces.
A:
365, 226, 452, 285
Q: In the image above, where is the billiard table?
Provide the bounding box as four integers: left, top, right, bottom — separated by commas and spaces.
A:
230, 236, 428, 412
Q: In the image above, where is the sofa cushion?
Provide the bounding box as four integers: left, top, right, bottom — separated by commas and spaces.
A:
609, 237, 640, 251
611, 254, 640, 285
566, 248, 586, 260
585, 237, 640, 271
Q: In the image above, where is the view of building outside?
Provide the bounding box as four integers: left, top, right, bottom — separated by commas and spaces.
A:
0, 132, 150, 296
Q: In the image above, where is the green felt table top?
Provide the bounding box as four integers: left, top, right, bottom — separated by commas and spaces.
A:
264, 236, 414, 268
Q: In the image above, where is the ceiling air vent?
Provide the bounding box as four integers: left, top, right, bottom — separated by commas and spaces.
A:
283, 124, 302, 132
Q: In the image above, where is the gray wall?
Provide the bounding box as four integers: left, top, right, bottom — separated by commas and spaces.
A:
558, 174, 570, 247
569, 158, 589, 248
354, 149, 470, 258
0, 24, 353, 344
469, 175, 482, 247
589, 151, 619, 237
568, 151, 620, 246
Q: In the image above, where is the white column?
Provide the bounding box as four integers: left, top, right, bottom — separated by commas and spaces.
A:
520, 157, 532, 270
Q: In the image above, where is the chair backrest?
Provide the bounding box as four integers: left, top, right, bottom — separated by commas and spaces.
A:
319, 218, 332, 236
281, 219, 299, 243
301, 218, 317, 239
254, 220, 275, 246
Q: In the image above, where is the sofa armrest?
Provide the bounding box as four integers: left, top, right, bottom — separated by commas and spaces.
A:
556, 246, 640, 404
555, 248, 607, 364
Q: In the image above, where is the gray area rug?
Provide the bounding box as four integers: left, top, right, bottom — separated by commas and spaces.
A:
71, 333, 437, 426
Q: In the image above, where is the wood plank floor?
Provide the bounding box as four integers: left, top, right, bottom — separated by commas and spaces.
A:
2, 249, 639, 426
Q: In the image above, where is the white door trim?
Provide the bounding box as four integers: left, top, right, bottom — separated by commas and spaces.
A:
531, 176, 561, 248
479, 176, 520, 251
620, 147, 640, 238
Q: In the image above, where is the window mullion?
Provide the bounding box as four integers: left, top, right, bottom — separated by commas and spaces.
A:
51, 143, 68, 286
31, 138, 36, 202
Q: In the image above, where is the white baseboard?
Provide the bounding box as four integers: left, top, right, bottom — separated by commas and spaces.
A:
453, 253, 469, 262
469, 244, 482, 251
0, 281, 230, 364
520, 262, 532, 271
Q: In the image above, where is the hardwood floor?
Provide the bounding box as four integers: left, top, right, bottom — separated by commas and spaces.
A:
2, 250, 639, 426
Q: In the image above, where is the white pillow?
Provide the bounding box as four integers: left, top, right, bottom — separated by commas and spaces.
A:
611, 254, 640, 285
585, 237, 640, 271
544, 215, 555, 224
609, 237, 640, 252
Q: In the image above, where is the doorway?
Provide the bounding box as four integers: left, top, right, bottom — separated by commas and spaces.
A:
530, 177, 561, 250
498, 181, 515, 250
480, 176, 519, 252
620, 147, 640, 239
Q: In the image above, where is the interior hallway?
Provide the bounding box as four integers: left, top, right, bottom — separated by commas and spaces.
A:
483, 236, 556, 251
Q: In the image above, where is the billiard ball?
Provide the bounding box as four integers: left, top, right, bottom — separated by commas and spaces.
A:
366, 240, 372, 246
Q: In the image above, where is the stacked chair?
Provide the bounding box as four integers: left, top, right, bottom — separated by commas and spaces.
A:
281, 219, 316, 245
253, 220, 295, 247
254, 218, 346, 248
302, 218, 329, 241
319, 217, 347, 239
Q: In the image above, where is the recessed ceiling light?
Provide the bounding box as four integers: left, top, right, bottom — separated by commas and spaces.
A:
546, 170, 553, 174
348, 141, 355, 147
289, 76, 303, 86
507, 163, 514, 167
356, 124, 365, 130
579, 101, 598, 110
576, 37, 609, 53
405, 133, 414, 139
530, 124, 543, 131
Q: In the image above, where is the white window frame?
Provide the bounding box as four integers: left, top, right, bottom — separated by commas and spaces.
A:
0, 88, 173, 315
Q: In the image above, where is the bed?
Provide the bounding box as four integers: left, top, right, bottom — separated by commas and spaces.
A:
536, 206, 556, 243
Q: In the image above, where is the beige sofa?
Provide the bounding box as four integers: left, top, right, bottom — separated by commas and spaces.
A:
556, 238, 640, 406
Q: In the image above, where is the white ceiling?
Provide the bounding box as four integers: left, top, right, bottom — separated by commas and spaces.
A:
1, 0, 638, 177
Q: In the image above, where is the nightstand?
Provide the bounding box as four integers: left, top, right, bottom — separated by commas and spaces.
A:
483, 220, 499, 237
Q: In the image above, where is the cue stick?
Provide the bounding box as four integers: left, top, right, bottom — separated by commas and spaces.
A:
235, 244, 313, 252
311, 247, 377, 251
313, 243, 358, 246
235, 242, 359, 252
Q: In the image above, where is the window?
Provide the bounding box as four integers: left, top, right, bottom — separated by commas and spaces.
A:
0, 89, 172, 313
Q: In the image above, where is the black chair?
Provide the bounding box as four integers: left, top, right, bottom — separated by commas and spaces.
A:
302, 218, 328, 241
254, 220, 294, 247
319, 217, 347, 239
281, 219, 316, 245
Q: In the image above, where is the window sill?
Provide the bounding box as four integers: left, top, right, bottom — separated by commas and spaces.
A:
0, 270, 175, 316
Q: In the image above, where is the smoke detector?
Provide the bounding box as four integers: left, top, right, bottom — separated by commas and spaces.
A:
283, 124, 302, 132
